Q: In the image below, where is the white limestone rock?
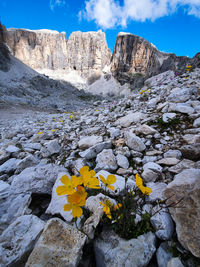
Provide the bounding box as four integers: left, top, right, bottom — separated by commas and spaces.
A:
95, 149, 118, 172
78, 135, 103, 149
116, 153, 129, 169
124, 131, 146, 152
79, 141, 112, 159
115, 112, 146, 127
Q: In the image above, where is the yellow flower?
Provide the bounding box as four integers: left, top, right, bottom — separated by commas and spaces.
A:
135, 173, 152, 195
100, 199, 113, 219
52, 118, 56, 122
64, 186, 87, 218
69, 115, 74, 120
186, 65, 192, 68
51, 129, 55, 132
60, 119, 63, 123
114, 203, 122, 210
99, 174, 116, 191
79, 166, 100, 189
37, 131, 43, 135
56, 175, 82, 196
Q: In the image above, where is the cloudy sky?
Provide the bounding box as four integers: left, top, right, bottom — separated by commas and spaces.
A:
1, 0, 200, 57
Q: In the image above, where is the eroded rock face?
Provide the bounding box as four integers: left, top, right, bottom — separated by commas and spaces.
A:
6, 28, 68, 70
110, 32, 190, 85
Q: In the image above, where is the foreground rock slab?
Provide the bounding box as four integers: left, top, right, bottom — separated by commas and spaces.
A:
26, 218, 87, 267
94, 230, 156, 267
0, 215, 45, 267
164, 168, 200, 258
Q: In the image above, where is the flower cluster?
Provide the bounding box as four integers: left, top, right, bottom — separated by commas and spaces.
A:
139, 88, 151, 95
135, 173, 152, 195
186, 65, 192, 72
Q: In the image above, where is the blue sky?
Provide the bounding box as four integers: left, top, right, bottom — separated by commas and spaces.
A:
0, 0, 200, 57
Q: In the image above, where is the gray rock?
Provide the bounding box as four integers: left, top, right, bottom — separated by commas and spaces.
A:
143, 162, 163, 173
96, 149, 118, 172
16, 154, 39, 174
183, 134, 200, 144
156, 242, 173, 267
170, 103, 194, 114
0, 151, 10, 165
146, 182, 167, 202
124, 132, 146, 152
5, 145, 20, 153
156, 158, 180, 166
79, 141, 112, 159
142, 169, 159, 183
180, 143, 200, 160
116, 154, 129, 169
78, 135, 103, 149
164, 168, 200, 258
167, 87, 191, 103
150, 206, 174, 240
0, 215, 45, 267
41, 139, 61, 157
26, 218, 86, 267
115, 112, 146, 127
193, 117, 200, 127
23, 142, 42, 150
0, 158, 20, 175
168, 159, 196, 174
94, 230, 156, 267
107, 127, 120, 138
162, 113, 176, 123
164, 150, 182, 159
10, 164, 67, 194
136, 124, 158, 135
167, 258, 184, 267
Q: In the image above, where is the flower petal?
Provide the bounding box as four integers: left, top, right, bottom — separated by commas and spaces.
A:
56, 186, 68, 196
107, 175, 116, 185
90, 170, 96, 177
72, 206, 83, 218
99, 174, 106, 184
80, 166, 89, 176
63, 203, 72, 211
60, 175, 70, 185
71, 175, 83, 187
107, 185, 115, 191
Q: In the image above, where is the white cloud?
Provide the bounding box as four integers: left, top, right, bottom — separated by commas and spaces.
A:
50, 0, 66, 11
81, 0, 200, 28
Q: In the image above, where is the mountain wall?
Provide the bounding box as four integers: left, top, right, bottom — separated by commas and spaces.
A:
0, 23, 10, 72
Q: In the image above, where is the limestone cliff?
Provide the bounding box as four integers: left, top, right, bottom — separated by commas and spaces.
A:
0, 23, 10, 71
6, 28, 68, 70
111, 32, 190, 85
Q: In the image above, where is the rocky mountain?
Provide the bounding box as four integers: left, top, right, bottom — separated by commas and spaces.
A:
0, 66, 200, 266
0, 23, 10, 72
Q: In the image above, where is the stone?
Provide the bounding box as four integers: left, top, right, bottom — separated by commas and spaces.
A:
79, 141, 112, 159
168, 159, 196, 174
170, 103, 194, 115
156, 158, 180, 166
146, 182, 167, 202
5, 145, 20, 153
167, 258, 184, 267
96, 170, 135, 195
41, 139, 61, 157
164, 150, 182, 159
16, 154, 39, 174
182, 134, 200, 144
167, 87, 192, 103
0, 151, 10, 165
142, 169, 159, 183
162, 113, 176, 123
0, 180, 10, 199
94, 230, 156, 267
116, 154, 129, 169
95, 149, 118, 172
115, 112, 146, 127
180, 144, 200, 160
78, 135, 103, 149
156, 242, 173, 267
136, 124, 158, 135
108, 127, 120, 138
163, 168, 200, 258
124, 132, 146, 152
0, 158, 20, 175
0, 215, 45, 267
10, 164, 67, 194
46, 172, 73, 222
143, 162, 163, 173
193, 117, 200, 127
26, 218, 86, 267
150, 205, 174, 240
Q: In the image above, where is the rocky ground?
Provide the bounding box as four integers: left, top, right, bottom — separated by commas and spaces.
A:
0, 68, 200, 267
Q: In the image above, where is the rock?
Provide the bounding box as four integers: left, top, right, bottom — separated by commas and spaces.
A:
136, 124, 158, 135
156, 158, 180, 166
0, 215, 45, 267
182, 134, 200, 144
94, 230, 156, 267
96, 170, 135, 195
115, 112, 146, 127
180, 144, 200, 160
167, 258, 184, 267
142, 169, 159, 183
46, 172, 73, 222
193, 117, 200, 127
0, 158, 20, 175
162, 113, 176, 123
124, 132, 146, 152
41, 139, 61, 157
26, 218, 86, 267
143, 162, 163, 173
16, 154, 39, 174
10, 164, 67, 194
150, 206, 174, 240
5, 144, 20, 153
107, 127, 120, 139
164, 168, 200, 258
168, 159, 196, 174
169, 103, 194, 114
79, 141, 112, 159
156, 242, 173, 267
0, 180, 10, 199
164, 150, 182, 159
95, 149, 118, 172
146, 182, 167, 202
78, 135, 103, 149
116, 154, 129, 169
0, 151, 10, 165
167, 87, 192, 103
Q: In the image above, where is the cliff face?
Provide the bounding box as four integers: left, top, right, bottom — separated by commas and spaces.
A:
0, 23, 10, 72
110, 32, 190, 85
6, 28, 68, 70
66, 30, 111, 78
6, 28, 112, 79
